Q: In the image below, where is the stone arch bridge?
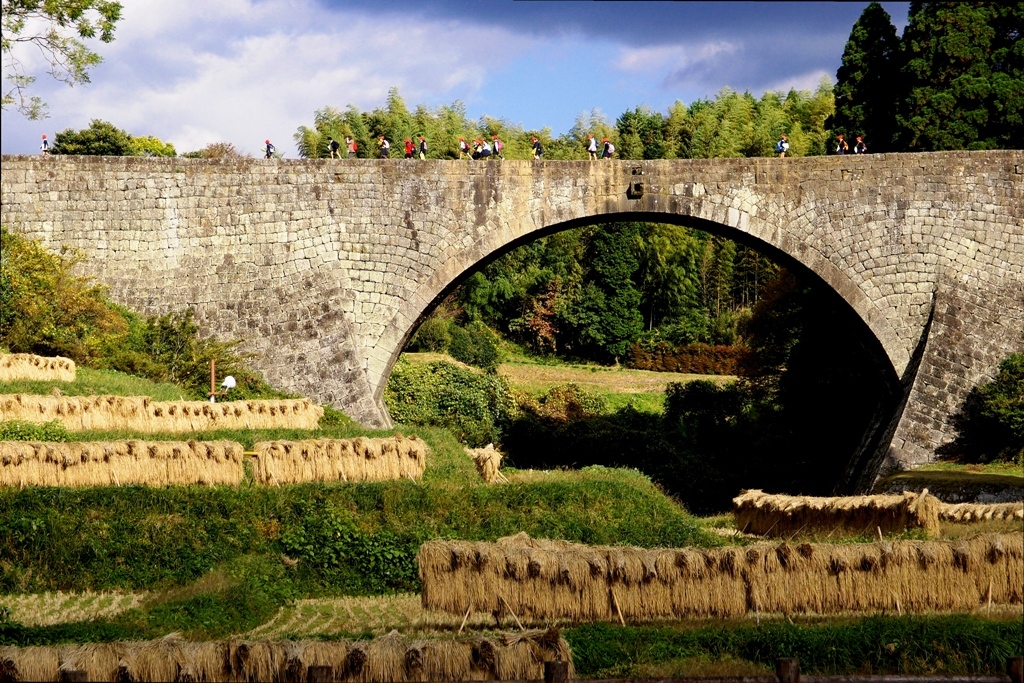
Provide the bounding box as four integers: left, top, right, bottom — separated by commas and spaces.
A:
1, 152, 1021, 488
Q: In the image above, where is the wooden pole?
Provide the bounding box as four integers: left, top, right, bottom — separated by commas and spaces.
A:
498, 594, 525, 631
777, 657, 800, 683
544, 660, 569, 683
210, 358, 216, 402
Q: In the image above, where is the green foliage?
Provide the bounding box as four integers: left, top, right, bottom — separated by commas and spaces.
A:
447, 320, 500, 372
383, 359, 517, 446
0, 226, 124, 362
0, 420, 72, 442
941, 353, 1024, 464
894, 3, 1024, 151
566, 617, 1024, 677
407, 316, 451, 353
1, 0, 122, 119
280, 500, 420, 594
831, 2, 901, 152
51, 119, 134, 156
128, 135, 176, 157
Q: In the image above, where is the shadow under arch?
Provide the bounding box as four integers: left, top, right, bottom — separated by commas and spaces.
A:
381, 210, 911, 493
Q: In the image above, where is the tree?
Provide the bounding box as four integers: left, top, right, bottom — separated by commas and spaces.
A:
615, 106, 666, 159
128, 135, 176, 157
831, 2, 901, 152
181, 142, 249, 159
894, 2, 1024, 150
2, 0, 123, 119
51, 118, 132, 155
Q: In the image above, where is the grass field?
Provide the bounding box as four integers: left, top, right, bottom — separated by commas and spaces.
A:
0, 367, 199, 401
402, 352, 734, 414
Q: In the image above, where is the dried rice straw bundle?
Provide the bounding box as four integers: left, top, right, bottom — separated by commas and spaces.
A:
252, 436, 428, 485
940, 501, 1024, 523
0, 630, 575, 682
0, 354, 76, 383
420, 532, 1022, 622
0, 395, 322, 433
465, 443, 509, 483
0, 440, 245, 487
732, 488, 941, 538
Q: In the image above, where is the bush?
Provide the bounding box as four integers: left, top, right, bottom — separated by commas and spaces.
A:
407, 316, 451, 352
383, 359, 517, 446
941, 353, 1024, 464
0, 420, 72, 442
448, 321, 500, 372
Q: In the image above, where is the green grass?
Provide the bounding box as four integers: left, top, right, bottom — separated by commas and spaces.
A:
564, 617, 1024, 677
0, 367, 199, 401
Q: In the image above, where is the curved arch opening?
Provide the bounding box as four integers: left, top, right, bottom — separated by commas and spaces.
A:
383, 212, 905, 509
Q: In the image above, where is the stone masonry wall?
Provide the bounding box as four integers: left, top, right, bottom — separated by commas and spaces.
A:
1, 151, 1021, 474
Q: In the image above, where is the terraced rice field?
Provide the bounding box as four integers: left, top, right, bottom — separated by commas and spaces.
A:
1, 591, 145, 626
245, 593, 511, 639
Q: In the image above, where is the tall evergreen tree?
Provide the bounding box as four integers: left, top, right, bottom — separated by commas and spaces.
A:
831, 2, 901, 152
895, 2, 1024, 150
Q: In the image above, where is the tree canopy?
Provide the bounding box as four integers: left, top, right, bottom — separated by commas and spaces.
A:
1, 0, 123, 119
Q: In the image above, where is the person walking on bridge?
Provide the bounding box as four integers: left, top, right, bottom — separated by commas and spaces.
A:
328, 137, 340, 158
379, 136, 391, 158
532, 136, 543, 160
587, 134, 598, 160
601, 138, 615, 159
40, 134, 50, 155
264, 139, 276, 158
418, 135, 428, 159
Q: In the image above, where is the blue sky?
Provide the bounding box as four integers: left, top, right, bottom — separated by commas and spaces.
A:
1, 1, 909, 156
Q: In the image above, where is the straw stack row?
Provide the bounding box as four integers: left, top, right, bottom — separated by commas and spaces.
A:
0, 354, 76, 383
0, 440, 245, 487
0, 394, 323, 432
732, 489, 942, 537
252, 436, 429, 485
940, 501, 1024, 523
419, 532, 1023, 622
0, 437, 430, 487
0, 629, 573, 682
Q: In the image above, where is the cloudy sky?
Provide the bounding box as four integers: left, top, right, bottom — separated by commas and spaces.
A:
1, 0, 909, 156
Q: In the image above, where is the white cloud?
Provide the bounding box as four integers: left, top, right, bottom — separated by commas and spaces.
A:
762, 69, 834, 95
617, 41, 738, 76
3, 0, 537, 155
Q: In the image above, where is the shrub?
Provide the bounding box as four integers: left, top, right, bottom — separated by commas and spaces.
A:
447, 321, 500, 372
407, 316, 451, 352
384, 359, 517, 446
0, 420, 72, 442
941, 353, 1024, 464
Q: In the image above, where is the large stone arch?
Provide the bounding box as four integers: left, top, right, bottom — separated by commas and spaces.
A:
380, 209, 907, 407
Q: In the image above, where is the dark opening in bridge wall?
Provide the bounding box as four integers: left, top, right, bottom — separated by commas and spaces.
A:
388, 214, 903, 512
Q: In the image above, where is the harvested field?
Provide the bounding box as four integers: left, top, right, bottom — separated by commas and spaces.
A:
247, 594, 502, 639
0, 440, 244, 487
732, 489, 941, 538
419, 532, 1023, 622
0, 629, 573, 682
0, 354, 75, 383
0, 591, 145, 627
252, 436, 428, 485
940, 502, 1024, 523
0, 395, 322, 433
